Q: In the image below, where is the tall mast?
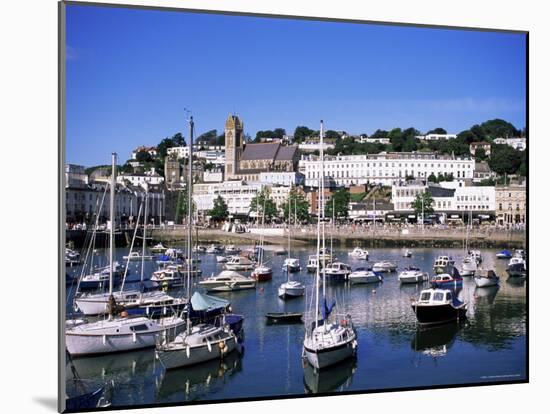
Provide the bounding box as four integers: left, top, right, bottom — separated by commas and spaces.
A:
320, 120, 326, 299
186, 116, 194, 335
141, 186, 149, 284
109, 153, 116, 318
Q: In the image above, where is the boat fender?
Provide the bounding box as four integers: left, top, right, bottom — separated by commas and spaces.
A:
352, 340, 358, 349
207, 340, 212, 352
132, 332, 137, 343
186, 345, 190, 358
102, 335, 106, 345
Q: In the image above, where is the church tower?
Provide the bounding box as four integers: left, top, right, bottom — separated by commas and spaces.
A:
224, 114, 243, 179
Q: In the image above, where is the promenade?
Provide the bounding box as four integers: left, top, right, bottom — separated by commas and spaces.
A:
147, 224, 526, 248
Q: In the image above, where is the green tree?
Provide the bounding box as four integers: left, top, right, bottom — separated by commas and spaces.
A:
474, 147, 487, 161
135, 150, 153, 162
324, 188, 351, 219
282, 189, 310, 223
273, 128, 286, 138
294, 126, 315, 143
480, 119, 520, 139
249, 189, 278, 220
411, 191, 434, 217
488, 144, 523, 175
196, 129, 217, 146
174, 188, 188, 224
427, 127, 447, 135
371, 129, 389, 138
325, 130, 340, 140
209, 195, 229, 222
427, 172, 438, 183
216, 133, 225, 146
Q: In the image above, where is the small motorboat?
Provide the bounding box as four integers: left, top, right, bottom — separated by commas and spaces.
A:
348, 247, 369, 260
282, 258, 301, 273
430, 273, 463, 290
460, 255, 477, 277
402, 249, 412, 258
349, 267, 382, 284
411, 288, 467, 326
78, 262, 124, 290
65, 378, 110, 411
278, 280, 305, 298
306, 255, 326, 273
216, 255, 228, 263
433, 256, 455, 274
206, 244, 224, 254
150, 243, 168, 254
372, 261, 397, 273
265, 312, 303, 323
318, 247, 332, 262
324, 262, 352, 282
123, 251, 153, 261
506, 257, 526, 278
398, 266, 428, 284
251, 265, 273, 282
193, 245, 207, 253
150, 267, 182, 284
496, 249, 512, 259
199, 270, 256, 292
474, 268, 500, 288
224, 255, 255, 271
513, 249, 526, 259
224, 245, 241, 254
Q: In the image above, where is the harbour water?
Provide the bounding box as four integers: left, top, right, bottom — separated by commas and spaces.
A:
65, 246, 527, 407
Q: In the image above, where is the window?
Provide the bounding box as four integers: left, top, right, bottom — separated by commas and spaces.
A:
420, 292, 431, 301
433, 292, 444, 301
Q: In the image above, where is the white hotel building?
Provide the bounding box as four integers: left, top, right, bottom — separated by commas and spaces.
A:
299, 152, 475, 187
193, 181, 262, 217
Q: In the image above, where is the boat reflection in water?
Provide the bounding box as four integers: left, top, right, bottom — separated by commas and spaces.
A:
411, 322, 464, 359
474, 285, 500, 305
155, 350, 243, 402
303, 357, 357, 394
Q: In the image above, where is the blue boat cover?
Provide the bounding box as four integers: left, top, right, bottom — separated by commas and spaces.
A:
190, 292, 230, 312
322, 297, 336, 320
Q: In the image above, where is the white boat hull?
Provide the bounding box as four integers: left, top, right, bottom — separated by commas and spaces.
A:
349, 275, 380, 284
278, 284, 305, 298
200, 282, 256, 292
157, 336, 237, 369
66, 317, 185, 356
304, 338, 357, 370
474, 276, 499, 288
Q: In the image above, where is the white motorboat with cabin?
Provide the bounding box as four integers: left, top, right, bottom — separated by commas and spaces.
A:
206, 244, 224, 254
199, 270, 256, 292
123, 251, 153, 261
474, 268, 500, 287
348, 247, 369, 260
349, 268, 382, 284
224, 245, 241, 255
411, 288, 467, 326
506, 256, 526, 277
402, 249, 412, 258
434, 255, 455, 274
224, 255, 255, 271
216, 255, 228, 263
398, 266, 428, 284
283, 258, 301, 273
278, 280, 306, 299
324, 262, 352, 282
372, 261, 397, 273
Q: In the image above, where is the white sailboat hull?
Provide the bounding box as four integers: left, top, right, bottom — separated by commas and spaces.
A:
66, 317, 185, 356
304, 338, 357, 370
157, 335, 237, 370
278, 283, 305, 298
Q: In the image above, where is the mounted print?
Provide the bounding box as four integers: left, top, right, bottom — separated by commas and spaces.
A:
59, 1, 528, 412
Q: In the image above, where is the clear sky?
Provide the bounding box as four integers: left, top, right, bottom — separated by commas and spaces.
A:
66, 4, 526, 166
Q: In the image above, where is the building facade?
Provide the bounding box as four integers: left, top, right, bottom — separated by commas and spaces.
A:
495, 185, 527, 226
193, 181, 262, 218
259, 171, 304, 187
300, 152, 475, 187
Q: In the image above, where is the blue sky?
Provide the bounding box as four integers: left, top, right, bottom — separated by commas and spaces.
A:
66, 4, 526, 166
